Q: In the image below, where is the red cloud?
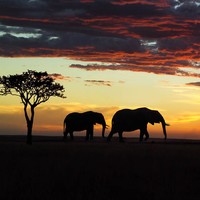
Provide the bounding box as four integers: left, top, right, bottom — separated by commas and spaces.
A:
1, 0, 200, 77
70, 62, 200, 78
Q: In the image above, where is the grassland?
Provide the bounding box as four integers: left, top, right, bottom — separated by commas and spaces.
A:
1, 136, 200, 200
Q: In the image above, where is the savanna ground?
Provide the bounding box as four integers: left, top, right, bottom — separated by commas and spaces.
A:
0, 135, 200, 200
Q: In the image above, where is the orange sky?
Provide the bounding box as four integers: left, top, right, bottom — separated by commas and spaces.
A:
1, 57, 200, 139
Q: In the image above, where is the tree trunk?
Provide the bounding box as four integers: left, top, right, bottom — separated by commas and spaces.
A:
27, 121, 33, 145
24, 104, 35, 145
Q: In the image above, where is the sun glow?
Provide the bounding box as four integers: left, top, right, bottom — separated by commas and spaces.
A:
1, 55, 200, 140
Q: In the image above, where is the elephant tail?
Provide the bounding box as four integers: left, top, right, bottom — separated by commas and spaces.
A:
63, 118, 67, 136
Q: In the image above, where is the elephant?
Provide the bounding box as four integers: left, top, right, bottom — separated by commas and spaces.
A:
63, 111, 106, 140
107, 107, 169, 142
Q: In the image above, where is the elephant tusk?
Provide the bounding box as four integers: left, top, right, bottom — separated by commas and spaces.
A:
106, 125, 109, 129
165, 123, 170, 126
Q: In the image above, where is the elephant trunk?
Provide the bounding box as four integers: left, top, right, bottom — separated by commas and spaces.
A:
161, 120, 167, 140
101, 118, 106, 138
96, 114, 106, 138
102, 123, 106, 138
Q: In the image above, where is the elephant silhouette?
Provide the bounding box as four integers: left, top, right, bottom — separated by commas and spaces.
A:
63, 111, 106, 140
107, 107, 169, 142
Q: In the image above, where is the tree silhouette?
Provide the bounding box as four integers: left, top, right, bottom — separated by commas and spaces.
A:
0, 70, 66, 144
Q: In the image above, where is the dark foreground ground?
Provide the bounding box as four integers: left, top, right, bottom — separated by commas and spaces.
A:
1, 136, 200, 200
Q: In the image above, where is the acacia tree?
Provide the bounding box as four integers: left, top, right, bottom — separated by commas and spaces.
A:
0, 70, 66, 144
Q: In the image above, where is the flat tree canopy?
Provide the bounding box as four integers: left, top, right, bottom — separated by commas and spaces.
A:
0, 70, 66, 144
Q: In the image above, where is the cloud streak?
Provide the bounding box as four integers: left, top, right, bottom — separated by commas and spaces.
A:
186, 82, 200, 87
49, 73, 78, 81
1, 0, 200, 77
85, 80, 112, 87
70, 63, 200, 77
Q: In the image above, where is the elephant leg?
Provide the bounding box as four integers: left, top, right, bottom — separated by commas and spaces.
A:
69, 131, 74, 140
140, 125, 149, 141
139, 130, 144, 142
118, 131, 124, 143
63, 129, 70, 140
85, 125, 93, 140
90, 125, 94, 140
107, 131, 114, 141
142, 124, 149, 141
144, 130, 149, 140
86, 129, 90, 140
64, 131, 67, 139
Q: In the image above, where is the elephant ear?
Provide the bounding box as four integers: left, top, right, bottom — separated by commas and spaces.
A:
149, 111, 162, 125
149, 121, 154, 125
91, 118, 96, 125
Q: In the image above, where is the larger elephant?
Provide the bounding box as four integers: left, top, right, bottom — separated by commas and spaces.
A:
107, 107, 169, 142
63, 111, 106, 140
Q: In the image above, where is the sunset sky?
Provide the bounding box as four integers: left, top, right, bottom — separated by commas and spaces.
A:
1, 0, 200, 139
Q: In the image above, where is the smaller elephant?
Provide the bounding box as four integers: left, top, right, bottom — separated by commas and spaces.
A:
107, 107, 169, 142
63, 111, 106, 140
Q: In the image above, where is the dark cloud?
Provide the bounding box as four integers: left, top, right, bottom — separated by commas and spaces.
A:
1, 0, 200, 77
171, 0, 200, 17
158, 37, 190, 51
85, 80, 112, 86
70, 63, 200, 78
186, 82, 200, 86
84, 78, 125, 87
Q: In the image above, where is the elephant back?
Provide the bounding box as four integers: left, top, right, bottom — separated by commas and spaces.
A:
111, 108, 149, 131
65, 112, 91, 131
